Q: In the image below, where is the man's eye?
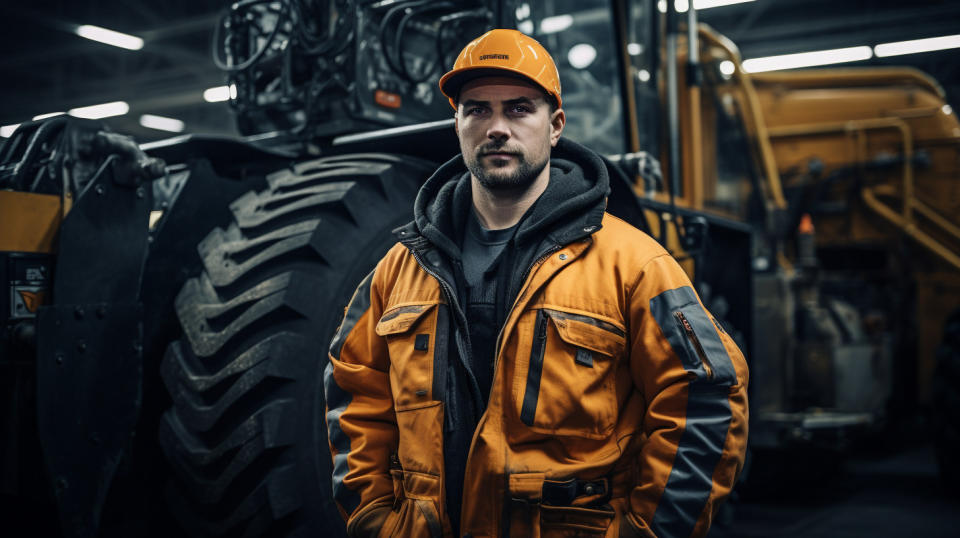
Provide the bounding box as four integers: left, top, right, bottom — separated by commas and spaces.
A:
511, 105, 532, 114
467, 107, 486, 116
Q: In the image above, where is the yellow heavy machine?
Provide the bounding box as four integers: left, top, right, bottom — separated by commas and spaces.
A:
1, 1, 957, 537
665, 26, 960, 454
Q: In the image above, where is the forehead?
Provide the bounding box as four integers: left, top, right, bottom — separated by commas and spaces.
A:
458, 76, 547, 104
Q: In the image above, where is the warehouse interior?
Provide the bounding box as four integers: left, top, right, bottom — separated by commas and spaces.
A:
2, 0, 958, 142
1, 1, 959, 537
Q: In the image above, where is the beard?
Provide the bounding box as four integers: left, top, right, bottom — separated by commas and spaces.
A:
464, 141, 549, 192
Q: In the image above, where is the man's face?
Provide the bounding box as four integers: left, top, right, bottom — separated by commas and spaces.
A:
455, 77, 564, 192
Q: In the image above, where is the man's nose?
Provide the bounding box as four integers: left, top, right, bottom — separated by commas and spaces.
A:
486, 112, 510, 141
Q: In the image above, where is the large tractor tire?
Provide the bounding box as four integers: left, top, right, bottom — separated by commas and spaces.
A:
158, 154, 431, 537
933, 308, 960, 490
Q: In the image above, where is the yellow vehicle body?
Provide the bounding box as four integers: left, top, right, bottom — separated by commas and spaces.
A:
662, 25, 960, 406
0, 190, 63, 254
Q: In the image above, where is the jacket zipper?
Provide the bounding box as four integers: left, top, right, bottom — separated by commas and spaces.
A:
492, 245, 560, 362
409, 239, 569, 535
519, 310, 549, 426
674, 311, 714, 380
407, 249, 484, 407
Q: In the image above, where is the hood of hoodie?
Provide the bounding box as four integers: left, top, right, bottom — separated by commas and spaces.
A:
410, 137, 611, 260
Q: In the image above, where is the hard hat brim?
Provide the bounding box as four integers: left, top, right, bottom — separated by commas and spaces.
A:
439, 67, 561, 109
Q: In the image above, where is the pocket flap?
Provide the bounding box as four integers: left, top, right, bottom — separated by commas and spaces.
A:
375, 303, 436, 336
545, 310, 626, 357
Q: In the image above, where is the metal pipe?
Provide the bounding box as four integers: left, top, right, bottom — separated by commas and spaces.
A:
699, 26, 788, 211
767, 116, 960, 268
686, 4, 703, 208
665, 3, 681, 210
687, 3, 700, 84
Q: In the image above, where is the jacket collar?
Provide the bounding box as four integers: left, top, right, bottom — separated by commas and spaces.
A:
396, 137, 611, 255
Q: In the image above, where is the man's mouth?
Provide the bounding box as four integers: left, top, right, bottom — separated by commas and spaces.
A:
482, 152, 517, 159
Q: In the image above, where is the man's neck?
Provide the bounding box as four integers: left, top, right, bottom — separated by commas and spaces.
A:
471, 166, 550, 230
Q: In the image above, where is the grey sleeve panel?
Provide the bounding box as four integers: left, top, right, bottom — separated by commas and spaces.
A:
324, 270, 375, 515
647, 286, 739, 536
324, 360, 361, 515
648, 286, 737, 386
651, 383, 733, 538
329, 270, 375, 360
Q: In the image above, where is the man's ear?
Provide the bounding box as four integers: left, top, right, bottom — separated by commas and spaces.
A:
550, 108, 565, 147
454, 112, 459, 137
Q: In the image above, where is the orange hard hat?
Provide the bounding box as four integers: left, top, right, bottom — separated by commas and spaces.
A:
439, 29, 562, 110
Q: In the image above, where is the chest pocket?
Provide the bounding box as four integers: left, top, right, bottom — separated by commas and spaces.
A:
376, 303, 440, 409
519, 308, 626, 439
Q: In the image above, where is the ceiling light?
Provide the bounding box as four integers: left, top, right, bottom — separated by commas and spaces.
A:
568, 44, 597, 69
540, 14, 573, 34
943, 105, 953, 116
874, 34, 960, 57
627, 43, 643, 55
33, 112, 65, 120
719, 60, 736, 75
518, 20, 535, 35
203, 85, 237, 102
75, 25, 144, 51
1, 124, 19, 138
638, 69, 651, 82
68, 101, 130, 119
515, 3, 531, 20
694, 0, 756, 9
663, 0, 754, 12
742, 46, 873, 73
139, 114, 185, 133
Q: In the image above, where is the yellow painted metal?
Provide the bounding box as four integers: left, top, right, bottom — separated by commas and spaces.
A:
688, 84, 704, 210
698, 25, 788, 212
862, 188, 960, 271
0, 190, 63, 253
766, 116, 960, 271
748, 67, 946, 98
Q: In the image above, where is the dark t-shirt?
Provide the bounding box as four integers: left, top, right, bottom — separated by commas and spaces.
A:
461, 210, 516, 403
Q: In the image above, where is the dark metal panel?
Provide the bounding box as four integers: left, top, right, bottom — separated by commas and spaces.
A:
35, 302, 143, 538
34, 156, 152, 538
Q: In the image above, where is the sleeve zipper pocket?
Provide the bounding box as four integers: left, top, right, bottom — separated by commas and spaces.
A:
674, 311, 715, 380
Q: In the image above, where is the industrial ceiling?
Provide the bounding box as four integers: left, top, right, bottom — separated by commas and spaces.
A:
0, 0, 957, 143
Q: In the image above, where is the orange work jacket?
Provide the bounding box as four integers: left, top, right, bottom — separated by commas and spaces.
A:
325, 212, 749, 538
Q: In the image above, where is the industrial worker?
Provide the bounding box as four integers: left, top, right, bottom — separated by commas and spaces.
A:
324, 29, 749, 537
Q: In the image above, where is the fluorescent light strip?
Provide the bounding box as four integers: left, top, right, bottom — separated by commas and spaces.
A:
540, 14, 573, 34
742, 46, 873, 73
874, 34, 960, 57
76, 25, 144, 50
203, 84, 237, 103
664, 0, 754, 12
140, 114, 185, 133
68, 101, 130, 119
1, 124, 20, 138
694, 0, 755, 9
33, 112, 65, 120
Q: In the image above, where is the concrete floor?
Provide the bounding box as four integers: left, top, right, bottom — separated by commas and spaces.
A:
712, 442, 960, 538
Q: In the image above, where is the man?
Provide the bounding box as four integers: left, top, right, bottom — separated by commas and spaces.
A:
324, 29, 748, 537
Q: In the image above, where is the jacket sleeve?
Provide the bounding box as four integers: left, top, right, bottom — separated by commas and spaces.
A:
324, 267, 398, 534
624, 253, 749, 538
